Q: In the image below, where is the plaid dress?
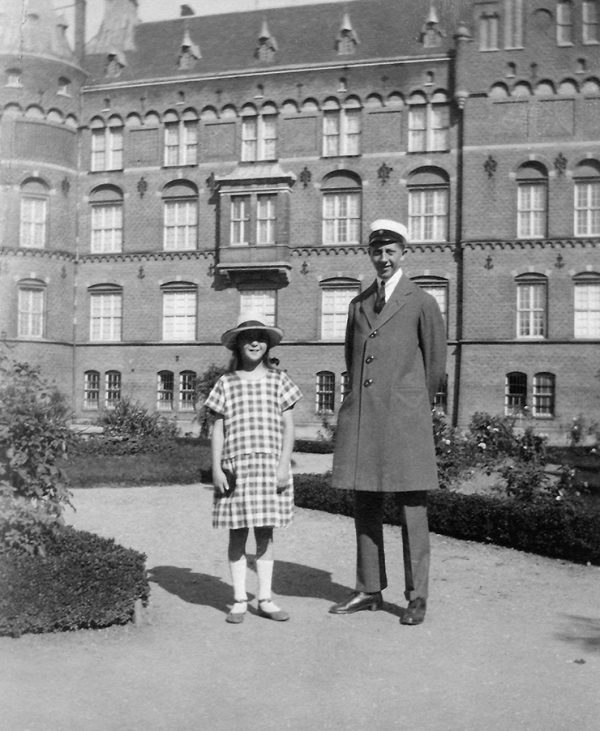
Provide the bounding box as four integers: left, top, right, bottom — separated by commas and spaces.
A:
205, 369, 302, 529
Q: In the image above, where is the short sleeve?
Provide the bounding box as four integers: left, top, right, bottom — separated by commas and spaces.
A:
205, 376, 226, 415
278, 371, 303, 412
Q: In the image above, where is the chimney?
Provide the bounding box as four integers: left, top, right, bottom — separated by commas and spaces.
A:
75, 0, 86, 63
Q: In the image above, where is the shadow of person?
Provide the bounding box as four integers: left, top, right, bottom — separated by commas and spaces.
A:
149, 560, 403, 617
556, 614, 600, 653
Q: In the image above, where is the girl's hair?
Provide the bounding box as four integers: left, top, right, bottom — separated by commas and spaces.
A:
227, 337, 275, 372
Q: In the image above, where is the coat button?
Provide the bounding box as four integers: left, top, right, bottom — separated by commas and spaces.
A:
363, 378, 373, 387
365, 355, 375, 364
369, 330, 378, 338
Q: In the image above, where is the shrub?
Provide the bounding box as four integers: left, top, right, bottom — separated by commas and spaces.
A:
195, 364, 228, 437
432, 411, 476, 488
0, 526, 150, 637
294, 438, 334, 454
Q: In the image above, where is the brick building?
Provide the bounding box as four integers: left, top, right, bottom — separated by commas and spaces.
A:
1, 0, 599, 441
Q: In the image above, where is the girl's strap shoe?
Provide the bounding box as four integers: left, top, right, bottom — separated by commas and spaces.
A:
226, 599, 248, 624
257, 599, 289, 622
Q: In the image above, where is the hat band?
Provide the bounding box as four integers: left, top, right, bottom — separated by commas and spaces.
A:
237, 320, 266, 328
369, 229, 406, 246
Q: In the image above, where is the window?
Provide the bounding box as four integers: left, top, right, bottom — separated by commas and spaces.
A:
413, 277, 448, 322
505, 372, 527, 415
256, 194, 276, 245
316, 371, 335, 414
557, 1, 574, 45
84, 370, 100, 410
91, 119, 123, 171
533, 373, 555, 417
179, 371, 197, 411
433, 374, 449, 415
105, 370, 121, 409
20, 194, 47, 248
6, 68, 22, 87
241, 112, 277, 161
516, 163, 547, 239
162, 284, 197, 341
340, 371, 350, 403
504, 0, 523, 48
322, 106, 361, 157
230, 195, 251, 245
322, 192, 361, 244
516, 275, 547, 339
89, 287, 122, 342
57, 76, 71, 96
574, 273, 600, 338
408, 168, 449, 242
583, 1, 599, 43
407, 93, 449, 152
90, 186, 124, 253
18, 281, 45, 338
574, 162, 600, 236
480, 11, 499, 50
239, 290, 276, 326
320, 280, 359, 339
164, 114, 198, 166
162, 181, 198, 251
157, 371, 174, 411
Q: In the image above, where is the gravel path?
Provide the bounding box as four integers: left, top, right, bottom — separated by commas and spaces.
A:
1, 477, 600, 731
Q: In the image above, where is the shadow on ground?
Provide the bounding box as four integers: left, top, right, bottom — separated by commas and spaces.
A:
149, 560, 404, 618
556, 614, 600, 653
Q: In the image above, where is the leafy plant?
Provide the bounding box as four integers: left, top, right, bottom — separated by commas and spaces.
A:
195, 364, 228, 437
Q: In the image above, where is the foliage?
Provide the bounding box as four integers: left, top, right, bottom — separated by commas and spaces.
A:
564, 414, 599, 447
294, 438, 334, 454
432, 411, 476, 489
0, 526, 150, 637
194, 364, 228, 437
0, 355, 73, 554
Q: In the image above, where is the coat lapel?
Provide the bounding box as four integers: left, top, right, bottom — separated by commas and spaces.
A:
374, 275, 413, 327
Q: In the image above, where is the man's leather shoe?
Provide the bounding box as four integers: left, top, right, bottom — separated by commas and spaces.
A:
329, 591, 383, 615
400, 597, 426, 625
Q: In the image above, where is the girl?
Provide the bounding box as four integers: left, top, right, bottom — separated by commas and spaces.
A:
205, 314, 302, 624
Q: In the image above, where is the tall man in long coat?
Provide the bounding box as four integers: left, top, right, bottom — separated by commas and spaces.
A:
330, 219, 447, 625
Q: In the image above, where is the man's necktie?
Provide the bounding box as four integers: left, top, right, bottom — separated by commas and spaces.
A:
373, 280, 386, 314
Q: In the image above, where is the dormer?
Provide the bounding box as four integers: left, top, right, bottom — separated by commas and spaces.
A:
105, 50, 126, 78
419, 5, 445, 48
255, 20, 277, 62
178, 29, 201, 70
336, 12, 359, 55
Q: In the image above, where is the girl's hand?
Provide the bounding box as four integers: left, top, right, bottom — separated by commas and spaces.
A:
276, 463, 289, 494
212, 466, 229, 495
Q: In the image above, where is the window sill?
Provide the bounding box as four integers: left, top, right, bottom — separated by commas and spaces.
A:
162, 163, 198, 169
406, 149, 450, 155
321, 154, 361, 160
89, 169, 124, 174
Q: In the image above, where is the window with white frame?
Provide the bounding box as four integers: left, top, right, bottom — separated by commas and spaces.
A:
408, 168, 449, 242
557, 0, 574, 45
321, 173, 362, 245
316, 371, 335, 414
241, 112, 277, 161
407, 93, 449, 152
480, 10, 499, 49
162, 284, 197, 341
413, 277, 449, 323
164, 115, 198, 166
20, 194, 48, 248
574, 162, 600, 236
505, 371, 527, 415
18, 281, 45, 338
239, 289, 276, 326
504, 0, 523, 48
89, 287, 122, 342
179, 370, 197, 411
533, 372, 555, 417
256, 194, 276, 245
162, 181, 198, 251
322, 106, 361, 157
574, 273, 600, 338
157, 371, 175, 411
90, 185, 124, 253
105, 370, 121, 409
90, 119, 123, 171
84, 370, 100, 410
230, 195, 251, 245
340, 371, 350, 403
516, 163, 548, 239
320, 280, 359, 339
583, 0, 599, 43
6, 68, 22, 87
516, 275, 547, 338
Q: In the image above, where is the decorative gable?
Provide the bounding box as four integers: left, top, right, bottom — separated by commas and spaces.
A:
419, 5, 445, 48
336, 12, 359, 55
255, 20, 277, 62
178, 29, 201, 70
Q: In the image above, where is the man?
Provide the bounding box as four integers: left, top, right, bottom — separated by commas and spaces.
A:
330, 219, 447, 625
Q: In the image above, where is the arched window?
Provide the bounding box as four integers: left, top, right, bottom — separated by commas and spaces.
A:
479, 10, 499, 50
320, 277, 360, 339
161, 281, 197, 341
241, 103, 278, 161
407, 91, 449, 152
20, 179, 49, 249
90, 185, 123, 253
573, 160, 600, 236
573, 272, 600, 338
505, 372, 527, 415
179, 370, 197, 411
105, 370, 122, 409
321, 172, 362, 245
533, 373, 555, 417
557, 1, 574, 45
516, 162, 548, 239
88, 284, 123, 342
84, 370, 100, 410
162, 181, 198, 251
322, 97, 361, 157
164, 109, 198, 166
17, 278, 45, 338
157, 371, 175, 411
90, 116, 123, 171
408, 167, 449, 242
515, 273, 547, 338
316, 371, 335, 414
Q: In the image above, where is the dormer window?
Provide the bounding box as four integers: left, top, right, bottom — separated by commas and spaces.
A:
336, 13, 359, 55
105, 51, 126, 79
419, 6, 444, 48
6, 68, 22, 87
178, 30, 201, 70
255, 21, 277, 62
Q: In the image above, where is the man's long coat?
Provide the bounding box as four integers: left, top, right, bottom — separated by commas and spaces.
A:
331, 275, 447, 493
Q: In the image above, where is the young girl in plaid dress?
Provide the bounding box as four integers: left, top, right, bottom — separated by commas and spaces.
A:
205, 314, 302, 624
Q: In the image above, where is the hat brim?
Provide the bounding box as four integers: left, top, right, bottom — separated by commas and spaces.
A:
221, 324, 283, 350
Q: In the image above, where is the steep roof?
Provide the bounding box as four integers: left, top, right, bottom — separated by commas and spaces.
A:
83, 0, 471, 85
0, 0, 75, 61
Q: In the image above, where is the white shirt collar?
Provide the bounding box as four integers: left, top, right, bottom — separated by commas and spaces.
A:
378, 268, 403, 298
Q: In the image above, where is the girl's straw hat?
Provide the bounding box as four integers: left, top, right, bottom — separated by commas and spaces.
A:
221, 311, 283, 350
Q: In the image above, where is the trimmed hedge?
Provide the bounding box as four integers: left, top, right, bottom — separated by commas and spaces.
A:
293, 473, 600, 566
294, 438, 334, 454
0, 527, 150, 637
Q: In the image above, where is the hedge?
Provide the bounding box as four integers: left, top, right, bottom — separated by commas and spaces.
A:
0, 527, 150, 637
293, 474, 600, 566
